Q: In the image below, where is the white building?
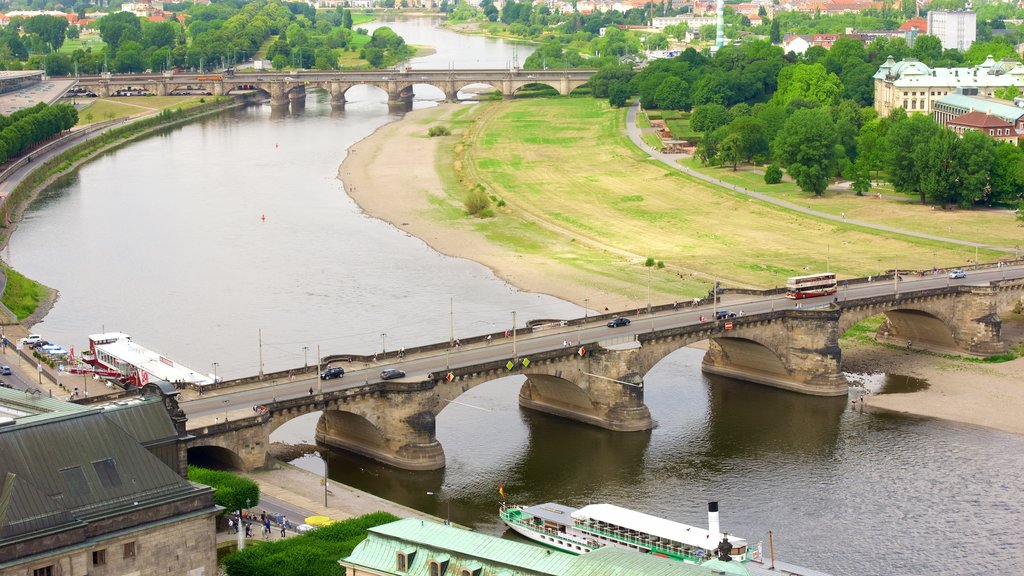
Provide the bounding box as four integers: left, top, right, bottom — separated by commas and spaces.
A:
926, 9, 976, 51
873, 55, 1024, 116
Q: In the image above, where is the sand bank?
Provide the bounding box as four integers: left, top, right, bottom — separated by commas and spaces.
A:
337, 103, 1024, 436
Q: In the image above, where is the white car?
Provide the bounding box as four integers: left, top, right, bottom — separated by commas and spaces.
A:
20, 334, 41, 346
949, 269, 967, 279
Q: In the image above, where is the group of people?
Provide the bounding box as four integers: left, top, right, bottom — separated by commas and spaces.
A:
227, 510, 289, 540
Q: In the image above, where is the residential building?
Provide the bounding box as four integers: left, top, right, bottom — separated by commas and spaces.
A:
933, 91, 1024, 144
0, 385, 218, 576
926, 9, 976, 51
873, 55, 1024, 116
946, 111, 1019, 144
340, 517, 746, 576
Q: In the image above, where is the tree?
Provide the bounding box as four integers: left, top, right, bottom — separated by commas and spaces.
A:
608, 82, 630, 107
991, 142, 1024, 204
690, 103, 732, 135
769, 19, 781, 44
994, 85, 1021, 101
772, 108, 837, 196
764, 164, 783, 184
653, 76, 689, 110
97, 11, 142, 55
914, 127, 960, 207
883, 113, 939, 201
772, 63, 842, 108
23, 15, 69, 51
956, 129, 995, 206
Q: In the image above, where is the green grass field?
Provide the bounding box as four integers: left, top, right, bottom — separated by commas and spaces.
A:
452, 98, 1016, 296
59, 36, 105, 54
76, 96, 224, 125
1, 266, 49, 320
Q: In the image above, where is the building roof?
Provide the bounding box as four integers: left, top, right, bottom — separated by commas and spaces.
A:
574, 503, 746, 551
345, 518, 577, 575
874, 56, 1024, 88
948, 111, 1014, 129
899, 17, 927, 32
935, 93, 1024, 123
0, 388, 210, 544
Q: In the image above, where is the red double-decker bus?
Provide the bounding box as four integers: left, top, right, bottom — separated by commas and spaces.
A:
785, 273, 838, 299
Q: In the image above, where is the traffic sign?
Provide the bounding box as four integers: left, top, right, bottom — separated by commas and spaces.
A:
446, 372, 454, 382
521, 358, 530, 368
506, 360, 515, 370
725, 321, 734, 330
578, 346, 586, 357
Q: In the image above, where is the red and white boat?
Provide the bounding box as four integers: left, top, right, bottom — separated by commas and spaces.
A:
71, 332, 214, 388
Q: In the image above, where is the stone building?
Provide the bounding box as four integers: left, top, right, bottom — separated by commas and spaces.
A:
873, 55, 1024, 116
0, 387, 218, 576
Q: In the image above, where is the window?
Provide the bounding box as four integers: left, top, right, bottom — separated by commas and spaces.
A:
397, 551, 412, 571
93, 549, 107, 566
33, 567, 53, 576
124, 541, 137, 559
93, 458, 122, 489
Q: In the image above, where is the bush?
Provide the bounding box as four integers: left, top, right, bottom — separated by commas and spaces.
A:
764, 164, 783, 185
644, 257, 655, 267
188, 466, 260, 514
427, 125, 451, 137
224, 512, 399, 576
464, 184, 491, 217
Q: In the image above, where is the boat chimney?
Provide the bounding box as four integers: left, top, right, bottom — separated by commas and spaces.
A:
708, 502, 720, 537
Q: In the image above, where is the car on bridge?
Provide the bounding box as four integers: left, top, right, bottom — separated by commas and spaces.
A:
381, 369, 406, 380
949, 269, 967, 279
607, 317, 631, 328
320, 366, 345, 380
715, 310, 737, 320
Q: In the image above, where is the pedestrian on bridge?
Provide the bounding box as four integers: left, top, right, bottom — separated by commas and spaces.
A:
308, 387, 314, 396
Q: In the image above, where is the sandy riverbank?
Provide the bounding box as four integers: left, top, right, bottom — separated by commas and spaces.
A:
337, 102, 1024, 436
338, 103, 638, 312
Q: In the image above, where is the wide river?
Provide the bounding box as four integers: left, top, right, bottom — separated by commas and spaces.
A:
6, 16, 1023, 576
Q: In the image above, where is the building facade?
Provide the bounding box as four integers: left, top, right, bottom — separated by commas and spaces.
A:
873, 55, 1024, 116
926, 9, 976, 51
0, 388, 218, 576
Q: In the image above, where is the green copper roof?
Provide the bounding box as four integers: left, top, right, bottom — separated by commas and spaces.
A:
563, 547, 736, 576
343, 518, 576, 575
936, 94, 1024, 122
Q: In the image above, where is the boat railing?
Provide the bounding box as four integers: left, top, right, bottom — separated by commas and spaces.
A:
578, 526, 700, 560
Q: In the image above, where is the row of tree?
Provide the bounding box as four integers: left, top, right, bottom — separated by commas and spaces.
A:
0, 103, 78, 165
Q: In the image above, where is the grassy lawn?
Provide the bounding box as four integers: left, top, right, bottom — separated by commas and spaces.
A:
2, 266, 49, 320
76, 96, 225, 125
59, 36, 105, 53
453, 98, 1016, 294
682, 157, 1022, 252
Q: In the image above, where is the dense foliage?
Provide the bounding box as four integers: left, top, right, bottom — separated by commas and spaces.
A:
223, 511, 399, 576
2, 0, 410, 74
188, 466, 260, 514
0, 102, 77, 163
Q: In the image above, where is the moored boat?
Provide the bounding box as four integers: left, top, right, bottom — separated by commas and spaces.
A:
500, 501, 753, 565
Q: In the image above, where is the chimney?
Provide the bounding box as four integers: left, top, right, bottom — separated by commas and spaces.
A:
708, 502, 720, 537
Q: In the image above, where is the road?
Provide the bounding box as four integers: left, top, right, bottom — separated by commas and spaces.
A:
180, 266, 1024, 421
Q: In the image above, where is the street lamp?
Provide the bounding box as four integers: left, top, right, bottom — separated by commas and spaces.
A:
381, 333, 387, 356
212, 362, 219, 382
222, 399, 229, 422
511, 311, 517, 358
426, 492, 451, 525
302, 346, 309, 368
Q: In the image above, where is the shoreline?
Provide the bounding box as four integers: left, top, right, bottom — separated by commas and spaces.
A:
337, 100, 1024, 437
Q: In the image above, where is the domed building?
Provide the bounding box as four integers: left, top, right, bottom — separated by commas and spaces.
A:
873, 55, 1024, 116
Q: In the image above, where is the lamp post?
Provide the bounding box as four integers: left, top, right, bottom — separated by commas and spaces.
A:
317, 344, 322, 394
222, 399, 229, 423
426, 492, 451, 525
584, 298, 589, 322
380, 333, 387, 356
512, 311, 517, 358
302, 346, 308, 368
212, 362, 219, 382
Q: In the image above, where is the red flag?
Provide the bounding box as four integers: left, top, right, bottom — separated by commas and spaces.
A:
498, 482, 505, 500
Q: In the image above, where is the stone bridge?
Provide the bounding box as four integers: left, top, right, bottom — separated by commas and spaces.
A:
71, 69, 596, 106
184, 278, 1024, 471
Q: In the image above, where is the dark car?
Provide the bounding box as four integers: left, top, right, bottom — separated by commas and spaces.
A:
715, 310, 737, 320
607, 317, 631, 328
320, 366, 344, 380
380, 369, 406, 380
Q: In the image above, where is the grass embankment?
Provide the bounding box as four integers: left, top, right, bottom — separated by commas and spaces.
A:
441, 97, 1017, 297
1, 266, 50, 320
77, 96, 220, 125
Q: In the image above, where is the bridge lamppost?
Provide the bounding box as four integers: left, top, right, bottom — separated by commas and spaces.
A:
222, 399, 229, 423
302, 346, 309, 369
212, 362, 219, 382
381, 333, 387, 356
511, 311, 517, 359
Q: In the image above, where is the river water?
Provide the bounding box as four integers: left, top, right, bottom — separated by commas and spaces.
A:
6, 16, 1023, 576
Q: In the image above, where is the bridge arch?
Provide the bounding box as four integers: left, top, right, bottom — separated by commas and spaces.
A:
187, 443, 248, 471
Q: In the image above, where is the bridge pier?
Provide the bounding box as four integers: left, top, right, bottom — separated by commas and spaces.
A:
701, 312, 849, 396
268, 84, 290, 106
519, 346, 653, 432
314, 383, 447, 471
329, 81, 347, 106
877, 285, 1007, 355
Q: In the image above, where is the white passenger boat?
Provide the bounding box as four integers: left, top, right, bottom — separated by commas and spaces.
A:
500, 501, 751, 564
73, 332, 214, 388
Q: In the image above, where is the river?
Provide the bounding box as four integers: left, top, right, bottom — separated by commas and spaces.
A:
6, 16, 1024, 576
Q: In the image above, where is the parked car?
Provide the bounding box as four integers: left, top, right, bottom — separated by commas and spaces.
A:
20, 335, 41, 346
380, 369, 406, 380
607, 317, 631, 328
30, 340, 51, 350
0, 366, 10, 375
320, 366, 345, 380
715, 310, 737, 320
949, 269, 967, 279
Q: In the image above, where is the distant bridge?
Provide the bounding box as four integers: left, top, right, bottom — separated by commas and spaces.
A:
181, 267, 1024, 471
71, 69, 597, 106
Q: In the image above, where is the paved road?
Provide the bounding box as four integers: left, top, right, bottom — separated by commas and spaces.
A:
180, 266, 1024, 421
624, 102, 1020, 254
